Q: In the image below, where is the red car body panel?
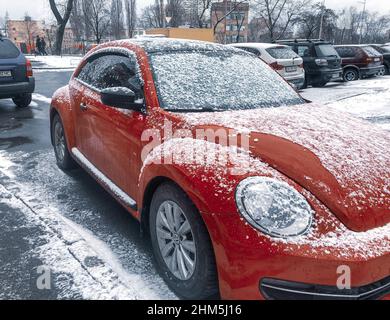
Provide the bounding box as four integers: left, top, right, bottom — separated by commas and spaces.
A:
50, 40, 390, 300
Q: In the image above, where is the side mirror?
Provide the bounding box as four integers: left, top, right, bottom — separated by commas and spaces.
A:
100, 87, 143, 111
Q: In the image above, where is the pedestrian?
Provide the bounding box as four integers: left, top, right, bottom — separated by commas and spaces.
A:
35, 36, 42, 56
41, 37, 48, 55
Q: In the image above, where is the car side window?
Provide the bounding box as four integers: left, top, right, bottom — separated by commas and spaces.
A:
297, 46, 310, 57
336, 47, 347, 58
77, 54, 143, 100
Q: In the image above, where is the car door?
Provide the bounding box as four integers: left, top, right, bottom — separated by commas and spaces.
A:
74, 52, 147, 204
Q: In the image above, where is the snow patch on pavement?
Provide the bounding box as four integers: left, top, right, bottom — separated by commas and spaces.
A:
27, 55, 82, 70
0, 151, 176, 300
32, 93, 52, 105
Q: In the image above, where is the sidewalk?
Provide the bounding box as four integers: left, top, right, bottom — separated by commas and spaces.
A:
0, 167, 160, 299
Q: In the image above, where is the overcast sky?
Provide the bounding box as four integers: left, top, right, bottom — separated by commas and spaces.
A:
1, 0, 390, 21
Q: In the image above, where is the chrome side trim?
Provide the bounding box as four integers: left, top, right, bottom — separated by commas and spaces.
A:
71, 148, 137, 210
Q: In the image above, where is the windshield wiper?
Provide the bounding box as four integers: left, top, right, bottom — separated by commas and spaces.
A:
164, 107, 218, 113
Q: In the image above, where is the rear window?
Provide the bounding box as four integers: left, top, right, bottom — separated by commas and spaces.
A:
0, 39, 20, 59
362, 46, 381, 57
315, 44, 339, 57
381, 46, 390, 53
266, 47, 299, 59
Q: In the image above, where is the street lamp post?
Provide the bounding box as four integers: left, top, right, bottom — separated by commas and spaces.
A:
358, 0, 367, 44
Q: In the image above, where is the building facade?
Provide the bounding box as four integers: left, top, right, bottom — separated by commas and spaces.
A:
7, 19, 79, 54
7, 19, 45, 53
211, 0, 249, 44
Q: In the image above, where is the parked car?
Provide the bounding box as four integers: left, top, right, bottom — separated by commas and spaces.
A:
276, 39, 343, 88
0, 36, 35, 107
228, 43, 305, 89
368, 44, 390, 75
334, 45, 385, 81
50, 39, 390, 300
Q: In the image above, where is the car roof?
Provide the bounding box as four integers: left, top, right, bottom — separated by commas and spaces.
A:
110, 38, 239, 54
334, 44, 372, 48
229, 42, 287, 49
276, 39, 331, 45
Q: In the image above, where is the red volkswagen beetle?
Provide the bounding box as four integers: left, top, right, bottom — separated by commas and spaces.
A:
50, 39, 390, 300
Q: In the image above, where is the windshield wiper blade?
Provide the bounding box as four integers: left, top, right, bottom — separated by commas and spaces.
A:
164, 107, 218, 113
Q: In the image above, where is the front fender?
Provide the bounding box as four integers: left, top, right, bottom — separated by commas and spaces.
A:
137, 138, 286, 216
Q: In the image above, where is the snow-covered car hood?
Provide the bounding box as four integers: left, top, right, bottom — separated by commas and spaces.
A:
178, 103, 390, 232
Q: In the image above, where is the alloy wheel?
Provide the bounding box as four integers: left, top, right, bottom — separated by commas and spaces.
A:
155, 200, 196, 281
54, 121, 66, 162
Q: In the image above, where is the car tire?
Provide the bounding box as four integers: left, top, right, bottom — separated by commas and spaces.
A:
51, 114, 77, 171
385, 65, 390, 75
12, 93, 32, 108
301, 78, 308, 89
149, 182, 219, 300
343, 69, 359, 82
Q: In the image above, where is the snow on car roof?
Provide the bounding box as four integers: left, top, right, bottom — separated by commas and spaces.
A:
229, 43, 287, 49
112, 38, 241, 54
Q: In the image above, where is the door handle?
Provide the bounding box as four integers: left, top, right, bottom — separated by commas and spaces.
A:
80, 102, 89, 111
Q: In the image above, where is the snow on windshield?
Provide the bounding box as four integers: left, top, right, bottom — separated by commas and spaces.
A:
149, 50, 304, 111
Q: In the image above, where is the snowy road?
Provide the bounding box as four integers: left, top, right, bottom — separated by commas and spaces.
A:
0, 70, 389, 299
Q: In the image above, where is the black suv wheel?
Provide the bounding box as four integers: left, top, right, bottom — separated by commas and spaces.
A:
12, 93, 32, 108
343, 68, 359, 82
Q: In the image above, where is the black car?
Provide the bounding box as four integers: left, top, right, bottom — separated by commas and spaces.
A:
276, 39, 343, 88
0, 37, 35, 107
369, 44, 390, 75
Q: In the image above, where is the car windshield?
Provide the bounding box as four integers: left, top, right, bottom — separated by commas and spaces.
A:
363, 46, 381, 57
315, 44, 339, 57
0, 39, 20, 59
149, 50, 304, 112
266, 47, 299, 59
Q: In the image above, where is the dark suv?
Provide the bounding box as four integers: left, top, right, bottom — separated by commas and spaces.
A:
334, 45, 385, 81
368, 44, 390, 75
0, 37, 35, 107
276, 39, 343, 88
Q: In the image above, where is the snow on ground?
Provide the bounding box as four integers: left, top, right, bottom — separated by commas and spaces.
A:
27, 55, 82, 70
0, 150, 176, 300
301, 76, 390, 130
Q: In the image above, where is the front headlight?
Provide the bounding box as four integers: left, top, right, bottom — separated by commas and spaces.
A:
235, 177, 313, 238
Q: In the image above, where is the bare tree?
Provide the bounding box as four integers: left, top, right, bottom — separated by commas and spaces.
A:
252, 0, 312, 41
212, 1, 246, 35
49, 0, 74, 55
83, 0, 110, 43
70, 0, 85, 41
140, 1, 165, 28
297, 3, 338, 40
234, 12, 246, 43
197, 0, 213, 27
124, 0, 137, 38
111, 0, 124, 39
166, 0, 186, 27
